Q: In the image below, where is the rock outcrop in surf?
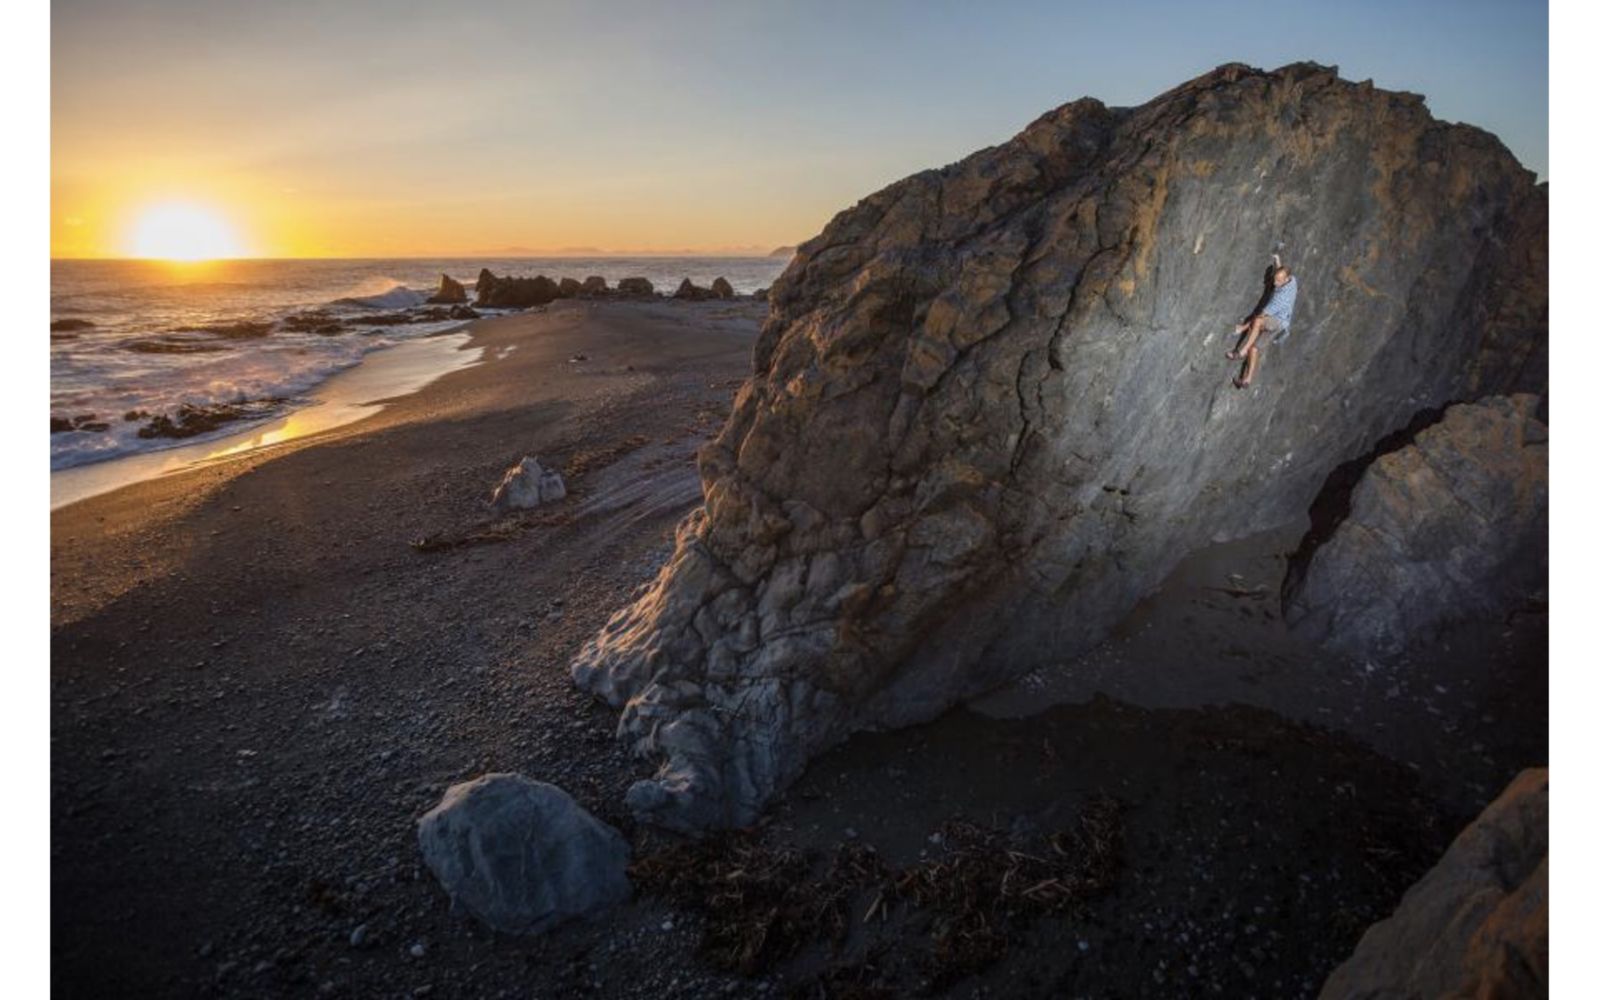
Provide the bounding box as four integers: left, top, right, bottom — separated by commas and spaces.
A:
475, 269, 560, 308
427, 274, 468, 304
571, 62, 1549, 830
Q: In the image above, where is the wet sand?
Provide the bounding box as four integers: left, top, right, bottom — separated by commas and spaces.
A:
51, 298, 1546, 998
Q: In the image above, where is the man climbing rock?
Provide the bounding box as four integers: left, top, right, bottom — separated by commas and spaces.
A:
1227, 255, 1298, 388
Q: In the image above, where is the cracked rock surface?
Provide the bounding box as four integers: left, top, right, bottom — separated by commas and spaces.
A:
571, 61, 1549, 830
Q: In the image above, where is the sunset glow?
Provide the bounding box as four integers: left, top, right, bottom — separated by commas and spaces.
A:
49, 2, 1546, 260
125, 202, 248, 261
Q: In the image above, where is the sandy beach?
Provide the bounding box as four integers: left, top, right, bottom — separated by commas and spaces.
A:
51, 299, 1545, 998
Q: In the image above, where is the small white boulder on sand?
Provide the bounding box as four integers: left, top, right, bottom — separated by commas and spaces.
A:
489, 456, 566, 513
417, 773, 631, 935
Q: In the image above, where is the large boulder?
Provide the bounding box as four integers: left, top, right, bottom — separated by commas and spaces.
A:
557, 277, 583, 299
581, 275, 610, 297
417, 774, 632, 935
1319, 769, 1547, 999
616, 277, 655, 298
426, 274, 468, 304
711, 276, 735, 299
570, 62, 1548, 830
1284, 395, 1547, 659
474, 269, 561, 308
489, 456, 567, 513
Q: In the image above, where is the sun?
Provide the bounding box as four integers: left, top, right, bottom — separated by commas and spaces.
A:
127, 201, 249, 261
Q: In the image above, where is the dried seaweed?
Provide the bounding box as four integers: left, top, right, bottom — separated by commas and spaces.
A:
632, 833, 889, 975
409, 509, 574, 553
565, 434, 650, 478
631, 794, 1125, 994
892, 794, 1124, 990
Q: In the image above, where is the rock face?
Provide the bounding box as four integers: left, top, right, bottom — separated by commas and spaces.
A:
1284, 395, 1547, 659
490, 456, 567, 513
475, 269, 560, 308
426, 274, 468, 304
1319, 769, 1547, 999
570, 62, 1548, 830
417, 774, 632, 935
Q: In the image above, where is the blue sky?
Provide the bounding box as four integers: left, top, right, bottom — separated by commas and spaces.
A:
52, 0, 1548, 255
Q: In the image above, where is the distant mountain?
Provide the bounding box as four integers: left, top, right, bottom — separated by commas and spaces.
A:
768, 245, 797, 259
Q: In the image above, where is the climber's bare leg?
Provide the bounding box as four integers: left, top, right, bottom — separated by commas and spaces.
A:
1234, 345, 1260, 388
1228, 315, 1263, 359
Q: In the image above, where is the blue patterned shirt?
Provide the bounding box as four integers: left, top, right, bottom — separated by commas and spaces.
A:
1263, 276, 1298, 331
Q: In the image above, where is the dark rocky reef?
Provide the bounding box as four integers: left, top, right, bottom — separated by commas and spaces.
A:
349, 312, 416, 327
136, 400, 286, 440
474, 269, 664, 306
51, 318, 96, 332
173, 321, 275, 339
281, 310, 347, 335
673, 277, 737, 301
51, 413, 110, 434
474, 269, 561, 308
124, 338, 232, 355
570, 62, 1548, 830
673, 279, 716, 301
1284, 394, 1547, 659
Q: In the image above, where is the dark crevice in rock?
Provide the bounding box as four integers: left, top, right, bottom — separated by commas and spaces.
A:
1281, 404, 1451, 607
1279, 395, 1545, 659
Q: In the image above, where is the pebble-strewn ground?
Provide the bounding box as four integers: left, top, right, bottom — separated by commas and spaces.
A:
51, 300, 1545, 999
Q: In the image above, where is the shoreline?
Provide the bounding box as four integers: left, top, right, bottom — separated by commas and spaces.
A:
50, 328, 484, 511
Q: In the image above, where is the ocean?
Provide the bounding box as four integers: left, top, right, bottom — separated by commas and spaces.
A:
49, 256, 790, 472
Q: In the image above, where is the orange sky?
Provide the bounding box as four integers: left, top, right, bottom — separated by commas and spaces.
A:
51, 1, 1546, 260
48, 4, 890, 259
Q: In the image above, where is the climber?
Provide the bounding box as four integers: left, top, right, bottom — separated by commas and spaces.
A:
1226, 254, 1298, 388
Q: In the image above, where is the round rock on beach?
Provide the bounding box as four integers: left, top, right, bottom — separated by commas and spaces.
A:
416, 773, 632, 935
